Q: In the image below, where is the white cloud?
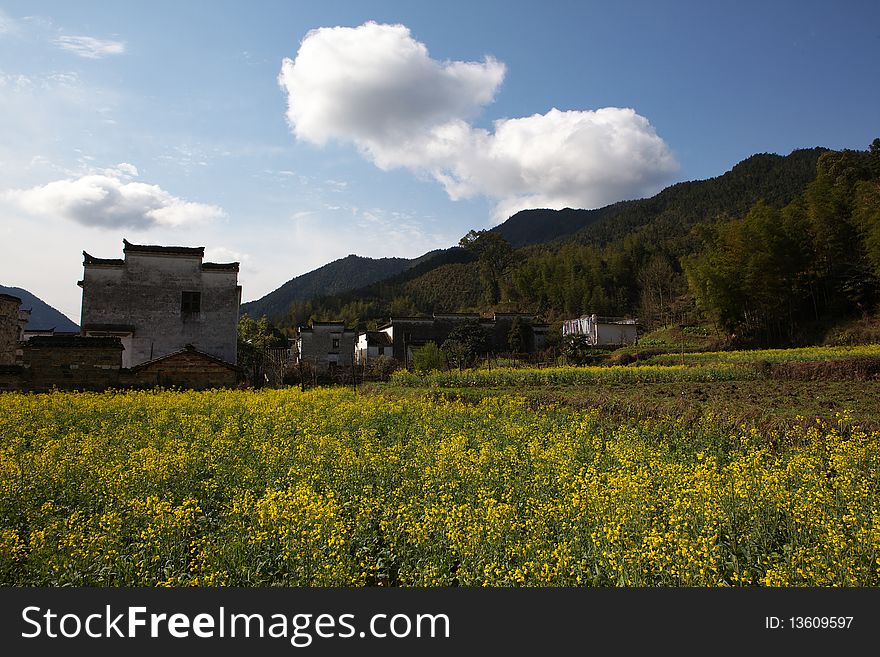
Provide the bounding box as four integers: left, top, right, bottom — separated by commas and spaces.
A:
205, 246, 247, 264
0, 9, 20, 36
279, 22, 679, 223
103, 162, 138, 178
278, 21, 505, 157
3, 165, 225, 229
53, 35, 125, 59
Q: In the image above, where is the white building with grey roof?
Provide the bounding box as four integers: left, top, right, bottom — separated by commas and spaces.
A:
79, 239, 241, 368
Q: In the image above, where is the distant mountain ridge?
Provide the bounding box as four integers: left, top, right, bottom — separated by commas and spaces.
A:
240, 251, 443, 321
0, 285, 79, 332
491, 148, 828, 249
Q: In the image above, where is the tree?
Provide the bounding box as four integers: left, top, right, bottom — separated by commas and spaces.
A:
238, 314, 289, 387
459, 230, 518, 305
440, 322, 490, 371
412, 341, 445, 373
561, 334, 592, 364
366, 355, 397, 381
506, 316, 528, 353
637, 255, 678, 329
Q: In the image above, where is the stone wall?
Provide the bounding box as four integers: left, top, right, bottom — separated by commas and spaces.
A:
21, 336, 123, 392
380, 317, 436, 362
596, 322, 638, 346
1, 337, 238, 392
0, 365, 23, 391
0, 294, 22, 365
380, 314, 549, 362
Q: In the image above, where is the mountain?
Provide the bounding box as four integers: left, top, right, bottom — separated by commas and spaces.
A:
240, 251, 443, 321
491, 206, 621, 248
491, 148, 828, 249
0, 286, 80, 332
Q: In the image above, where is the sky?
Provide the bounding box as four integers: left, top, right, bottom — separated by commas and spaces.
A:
1, 0, 878, 322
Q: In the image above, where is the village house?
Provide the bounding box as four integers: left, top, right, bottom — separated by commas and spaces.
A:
2, 241, 244, 392
562, 314, 638, 346
486, 312, 549, 353
297, 321, 357, 373
354, 330, 393, 366
122, 344, 239, 390
376, 312, 550, 367
79, 239, 241, 368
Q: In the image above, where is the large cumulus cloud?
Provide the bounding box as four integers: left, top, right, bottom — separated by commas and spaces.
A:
279, 22, 679, 222
279, 22, 505, 153
3, 164, 225, 229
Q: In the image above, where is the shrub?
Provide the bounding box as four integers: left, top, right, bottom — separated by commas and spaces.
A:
412, 341, 445, 373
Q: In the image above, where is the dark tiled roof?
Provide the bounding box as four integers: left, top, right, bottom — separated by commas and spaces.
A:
123, 239, 204, 257
25, 336, 123, 349
202, 262, 240, 272
82, 252, 124, 266
385, 316, 434, 322
82, 323, 136, 333
364, 331, 393, 346
128, 344, 239, 372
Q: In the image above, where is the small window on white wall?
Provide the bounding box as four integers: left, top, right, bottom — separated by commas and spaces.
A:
181, 291, 201, 314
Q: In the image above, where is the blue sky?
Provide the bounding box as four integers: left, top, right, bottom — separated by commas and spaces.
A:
1, 0, 878, 321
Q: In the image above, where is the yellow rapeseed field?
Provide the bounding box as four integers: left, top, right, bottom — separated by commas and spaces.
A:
1, 387, 878, 586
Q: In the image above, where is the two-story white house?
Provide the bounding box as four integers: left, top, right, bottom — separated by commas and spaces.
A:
79, 239, 241, 368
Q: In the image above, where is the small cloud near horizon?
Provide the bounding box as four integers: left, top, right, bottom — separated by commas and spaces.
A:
2, 164, 225, 230
53, 35, 126, 59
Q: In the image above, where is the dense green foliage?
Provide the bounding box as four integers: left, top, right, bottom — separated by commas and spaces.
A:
684, 142, 880, 343
237, 313, 289, 385
440, 322, 491, 370
412, 341, 445, 373
491, 150, 826, 250
459, 229, 519, 305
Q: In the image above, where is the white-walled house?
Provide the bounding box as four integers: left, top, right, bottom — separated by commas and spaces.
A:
79, 239, 241, 368
355, 330, 394, 365
562, 314, 638, 346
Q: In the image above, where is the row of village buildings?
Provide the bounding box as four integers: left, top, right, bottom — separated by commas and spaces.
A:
0, 241, 636, 392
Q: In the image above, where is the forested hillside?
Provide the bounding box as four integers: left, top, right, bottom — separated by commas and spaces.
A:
684, 141, 880, 344
491, 148, 826, 249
